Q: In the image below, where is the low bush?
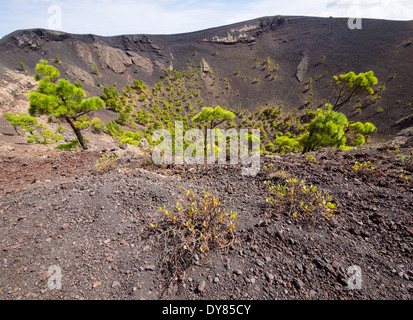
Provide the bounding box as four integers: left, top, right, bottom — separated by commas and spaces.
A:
150, 188, 239, 278
275, 135, 301, 154
95, 153, 118, 173
55, 140, 80, 151
5, 112, 63, 144
399, 153, 413, 172
352, 161, 375, 175
263, 164, 290, 180
264, 178, 337, 223
305, 154, 317, 163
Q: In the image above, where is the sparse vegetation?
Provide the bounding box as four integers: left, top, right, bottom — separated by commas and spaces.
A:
352, 161, 375, 174
263, 164, 290, 179
55, 139, 80, 151
17, 60, 27, 73
265, 178, 337, 224
400, 170, 411, 186
276, 135, 301, 154
0, 19, 412, 301
150, 188, 239, 280
95, 153, 118, 173
305, 154, 317, 163
399, 153, 413, 172
92, 64, 100, 76
192, 106, 236, 155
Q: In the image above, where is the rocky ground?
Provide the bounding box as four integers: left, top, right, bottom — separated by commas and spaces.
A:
0, 142, 412, 300
1, 14, 412, 302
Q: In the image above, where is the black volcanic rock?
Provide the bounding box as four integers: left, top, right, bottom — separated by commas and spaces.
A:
1, 16, 413, 138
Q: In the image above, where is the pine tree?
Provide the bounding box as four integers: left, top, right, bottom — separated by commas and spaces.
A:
300, 106, 348, 153
5, 112, 38, 136
101, 86, 123, 112
299, 104, 376, 153
275, 135, 301, 154
192, 106, 235, 130
5, 112, 63, 144
330, 71, 378, 111
346, 121, 377, 146
28, 60, 104, 150
192, 106, 236, 155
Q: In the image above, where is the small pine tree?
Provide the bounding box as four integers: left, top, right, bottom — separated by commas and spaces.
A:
299, 104, 376, 153
276, 135, 301, 154
299, 106, 348, 153
18, 60, 26, 72
28, 60, 104, 150
346, 121, 377, 146
330, 71, 378, 111
265, 56, 271, 69
192, 106, 236, 155
5, 112, 63, 144
192, 106, 236, 131
101, 86, 123, 113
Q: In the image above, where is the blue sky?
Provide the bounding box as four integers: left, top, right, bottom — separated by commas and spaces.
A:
0, 0, 412, 37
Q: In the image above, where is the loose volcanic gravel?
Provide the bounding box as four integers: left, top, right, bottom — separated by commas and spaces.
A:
0, 145, 412, 300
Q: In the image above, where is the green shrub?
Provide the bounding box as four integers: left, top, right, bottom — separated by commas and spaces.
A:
331, 71, 378, 111
263, 164, 290, 180
265, 56, 271, 68
275, 135, 301, 154
57, 125, 66, 133
118, 130, 144, 146
135, 109, 150, 125
29, 60, 104, 150
5, 112, 63, 144
18, 60, 26, 71
92, 65, 100, 76
299, 107, 348, 153
305, 154, 317, 163
150, 188, 239, 277
399, 154, 413, 172
55, 140, 80, 151
102, 86, 123, 112
95, 153, 118, 173
300, 106, 377, 153
265, 178, 337, 223
266, 142, 276, 152
352, 161, 375, 174
74, 116, 104, 134
27, 129, 63, 144
105, 121, 123, 138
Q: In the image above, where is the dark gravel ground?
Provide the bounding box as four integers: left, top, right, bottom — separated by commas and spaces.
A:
0, 144, 412, 300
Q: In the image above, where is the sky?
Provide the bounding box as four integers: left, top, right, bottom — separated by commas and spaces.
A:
0, 0, 412, 37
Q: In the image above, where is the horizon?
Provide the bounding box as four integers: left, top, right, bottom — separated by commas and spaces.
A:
3, 14, 413, 39
1, 0, 413, 38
